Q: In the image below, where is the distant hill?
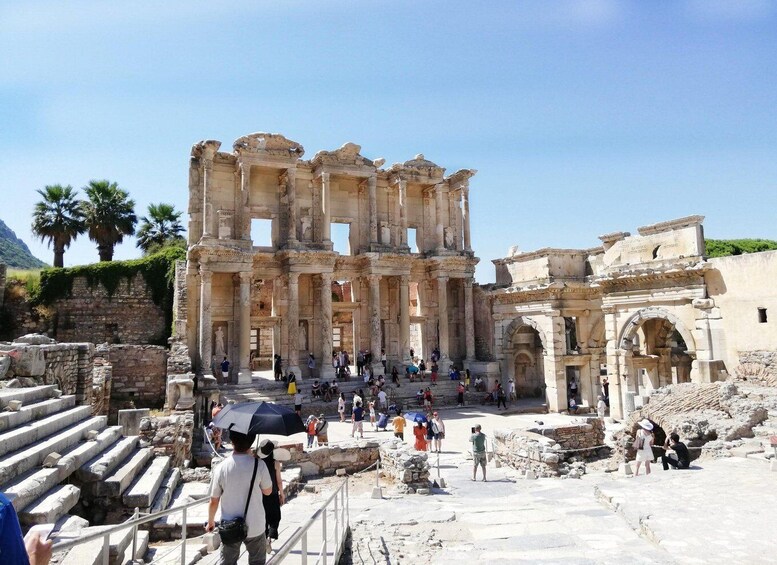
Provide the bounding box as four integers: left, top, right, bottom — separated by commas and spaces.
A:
0, 218, 48, 269
705, 238, 777, 258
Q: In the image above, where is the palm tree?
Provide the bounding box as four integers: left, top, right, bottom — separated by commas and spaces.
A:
82, 180, 137, 261
31, 184, 85, 268
136, 203, 185, 253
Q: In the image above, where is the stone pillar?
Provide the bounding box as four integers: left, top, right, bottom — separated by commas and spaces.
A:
321, 172, 331, 245
368, 175, 378, 246
198, 267, 213, 374
398, 179, 408, 249
285, 168, 298, 247
237, 272, 252, 384
603, 306, 625, 418
462, 185, 472, 252
202, 158, 214, 238
320, 272, 335, 379
352, 279, 361, 355
437, 275, 451, 371
434, 184, 445, 253
399, 275, 411, 363
464, 278, 475, 361
240, 161, 251, 240
287, 272, 300, 377
368, 274, 384, 376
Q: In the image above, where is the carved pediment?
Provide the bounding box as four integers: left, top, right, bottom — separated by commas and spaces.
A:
191, 140, 222, 159
312, 142, 376, 170
233, 132, 305, 158
389, 153, 446, 180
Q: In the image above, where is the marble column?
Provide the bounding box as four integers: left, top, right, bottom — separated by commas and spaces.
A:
399, 275, 411, 363
352, 279, 361, 356
603, 306, 625, 418
462, 185, 472, 252
287, 272, 300, 377
368, 175, 378, 246
320, 272, 335, 379
464, 278, 475, 361
240, 162, 251, 240
437, 275, 451, 371
435, 183, 445, 253
202, 158, 214, 238
198, 267, 213, 374
285, 168, 298, 247
237, 272, 252, 384
271, 278, 281, 360
398, 179, 408, 249
368, 274, 384, 375
321, 172, 331, 245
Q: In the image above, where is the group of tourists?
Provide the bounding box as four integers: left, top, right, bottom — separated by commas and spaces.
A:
631, 418, 691, 476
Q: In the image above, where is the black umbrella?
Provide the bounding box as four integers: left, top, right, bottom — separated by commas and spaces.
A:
212, 402, 306, 436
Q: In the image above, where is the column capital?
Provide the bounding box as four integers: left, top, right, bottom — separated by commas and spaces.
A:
399, 274, 410, 286
367, 273, 381, 285
320, 271, 333, 285
319, 171, 330, 183
463, 277, 473, 288
288, 271, 300, 285
199, 266, 212, 282
239, 271, 252, 284
437, 274, 449, 284
367, 174, 377, 188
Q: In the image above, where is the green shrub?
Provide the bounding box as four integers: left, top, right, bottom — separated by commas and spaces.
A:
705, 239, 777, 258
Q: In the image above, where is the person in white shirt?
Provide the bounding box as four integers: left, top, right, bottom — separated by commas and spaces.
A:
597, 395, 607, 418
377, 389, 388, 411
207, 431, 273, 564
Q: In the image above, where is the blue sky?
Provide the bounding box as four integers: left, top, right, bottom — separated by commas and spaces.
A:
1, 0, 776, 282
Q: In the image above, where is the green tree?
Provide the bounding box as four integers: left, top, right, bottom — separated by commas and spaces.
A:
136, 203, 186, 253
82, 180, 137, 261
31, 184, 85, 268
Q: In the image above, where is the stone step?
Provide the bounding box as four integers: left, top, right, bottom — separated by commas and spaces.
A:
0, 415, 108, 486
145, 539, 209, 565
56, 522, 137, 565
151, 482, 210, 541
123, 455, 171, 508
4, 426, 124, 511
0, 385, 59, 409
150, 467, 182, 514
76, 436, 139, 483
0, 405, 93, 458
0, 395, 77, 433
92, 447, 155, 498
119, 529, 149, 565
19, 484, 81, 526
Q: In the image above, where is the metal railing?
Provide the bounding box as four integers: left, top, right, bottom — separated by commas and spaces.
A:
51, 495, 210, 565
267, 478, 350, 565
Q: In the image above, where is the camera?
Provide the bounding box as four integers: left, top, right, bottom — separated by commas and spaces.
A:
471, 427, 476, 433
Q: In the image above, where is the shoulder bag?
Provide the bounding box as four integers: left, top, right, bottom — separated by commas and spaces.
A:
218, 458, 259, 544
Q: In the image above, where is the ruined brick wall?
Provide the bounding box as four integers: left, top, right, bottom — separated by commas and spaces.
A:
0, 280, 50, 340
282, 440, 380, 477
53, 273, 166, 345
107, 345, 167, 421
41, 343, 94, 406
379, 441, 430, 490
736, 351, 777, 386
139, 413, 194, 467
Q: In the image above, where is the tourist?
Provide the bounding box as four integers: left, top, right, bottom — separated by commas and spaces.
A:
568, 397, 579, 414
496, 383, 507, 411
425, 413, 434, 447
381, 349, 387, 370
392, 410, 405, 440
221, 356, 230, 384
206, 431, 273, 564
377, 388, 388, 411
369, 401, 377, 431
211, 402, 223, 450
508, 378, 516, 401
273, 354, 283, 381
633, 419, 655, 476
431, 412, 445, 453
305, 415, 318, 448
307, 353, 316, 378
294, 391, 302, 417
431, 361, 438, 385
457, 381, 465, 407
661, 433, 691, 470
321, 380, 331, 402
416, 388, 424, 406
338, 392, 346, 422
569, 378, 578, 401
356, 350, 364, 377
315, 414, 329, 446
413, 421, 428, 451
597, 395, 607, 418
287, 372, 297, 395
431, 347, 440, 363
352, 391, 362, 412
602, 377, 610, 403
1, 490, 53, 565
470, 424, 487, 481
258, 439, 285, 555
351, 401, 365, 438
423, 387, 433, 411
474, 375, 485, 392
391, 365, 400, 386
465, 369, 471, 391
418, 358, 426, 379
311, 379, 321, 400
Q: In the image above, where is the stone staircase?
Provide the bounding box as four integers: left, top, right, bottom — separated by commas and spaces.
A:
0, 385, 188, 565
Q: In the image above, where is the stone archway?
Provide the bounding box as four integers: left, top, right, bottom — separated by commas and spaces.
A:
513, 350, 543, 398
618, 307, 696, 354
502, 316, 548, 354
502, 317, 547, 396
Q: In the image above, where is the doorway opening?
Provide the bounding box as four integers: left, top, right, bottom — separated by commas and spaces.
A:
331, 222, 351, 255
251, 218, 273, 247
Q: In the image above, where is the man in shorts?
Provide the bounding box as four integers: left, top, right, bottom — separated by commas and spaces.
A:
351, 401, 364, 438
470, 424, 487, 481
392, 410, 405, 440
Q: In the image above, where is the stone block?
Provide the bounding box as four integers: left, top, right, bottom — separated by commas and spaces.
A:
299, 461, 320, 476
336, 468, 347, 477
8, 400, 22, 411
43, 452, 62, 468
86, 430, 99, 440
118, 409, 152, 436
0, 346, 45, 377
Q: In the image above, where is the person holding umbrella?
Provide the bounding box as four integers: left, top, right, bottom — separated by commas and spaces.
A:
206, 431, 273, 563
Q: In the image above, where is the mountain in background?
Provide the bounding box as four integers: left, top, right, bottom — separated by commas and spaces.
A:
0, 218, 48, 269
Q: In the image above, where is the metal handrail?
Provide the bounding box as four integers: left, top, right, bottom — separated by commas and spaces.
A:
52, 494, 209, 556
267, 478, 349, 565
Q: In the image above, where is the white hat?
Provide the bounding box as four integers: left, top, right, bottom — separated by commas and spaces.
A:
638, 419, 654, 431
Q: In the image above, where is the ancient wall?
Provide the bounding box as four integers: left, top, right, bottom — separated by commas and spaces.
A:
107, 344, 167, 422
281, 440, 380, 477
53, 273, 167, 345
138, 413, 194, 468
379, 441, 431, 491
707, 250, 777, 370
